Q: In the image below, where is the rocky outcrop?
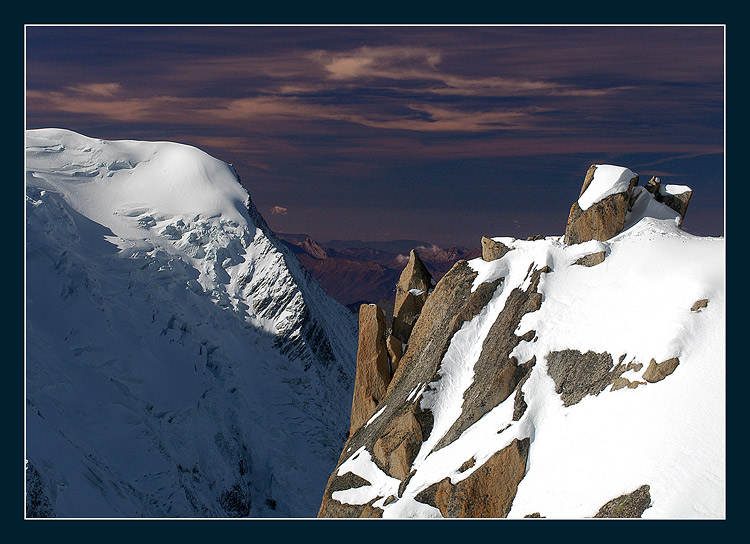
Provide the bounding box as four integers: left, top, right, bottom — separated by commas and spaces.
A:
645, 176, 692, 226
546, 351, 645, 406
594, 485, 652, 518
319, 261, 486, 516
373, 410, 423, 481
691, 298, 709, 312
392, 250, 433, 344
433, 268, 545, 450
661, 191, 692, 225
574, 251, 607, 267
415, 438, 530, 518
564, 165, 638, 245
318, 258, 549, 518
349, 304, 391, 434
481, 236, 512, 262
642, 357, 680, 383
386, 334, 404, 376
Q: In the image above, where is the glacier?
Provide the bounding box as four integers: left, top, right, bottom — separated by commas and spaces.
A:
25, 128, 357, 518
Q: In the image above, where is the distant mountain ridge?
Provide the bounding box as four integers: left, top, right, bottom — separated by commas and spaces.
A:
276, 233, 481, 317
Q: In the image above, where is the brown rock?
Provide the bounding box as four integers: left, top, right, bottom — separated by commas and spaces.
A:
660, 188, 692, 226
350, 304, 391, 435
645, 175, 662, 195
574, 251, 606, 267
642, 357, 680, 383
481, 236, 512, 261
691, 298, 709, 312
359, 502, 384, 518
373, 410, 423, 481
594, 485, 652, 518
434, 269, 546, 450
610, 377, 646, 391
317, 472, 375, 518
564, 165, 638, 245
386, 334, 403, 377
426, 438, 530, 518
392, 250, 433, 343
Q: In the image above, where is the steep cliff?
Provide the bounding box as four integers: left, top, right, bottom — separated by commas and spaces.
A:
318, 164, 725, 519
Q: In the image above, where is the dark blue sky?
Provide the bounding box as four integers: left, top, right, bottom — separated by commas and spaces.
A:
25, 25, 724, 247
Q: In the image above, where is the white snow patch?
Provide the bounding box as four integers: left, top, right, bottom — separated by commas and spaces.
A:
365, 405, 387, 427
333, 447, 401, 505
662, 184, 692, 195
578, 165, 637, 211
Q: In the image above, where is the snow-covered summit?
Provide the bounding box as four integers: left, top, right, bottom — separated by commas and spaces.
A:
319, 165, 724, 519
25, 129, 357, 517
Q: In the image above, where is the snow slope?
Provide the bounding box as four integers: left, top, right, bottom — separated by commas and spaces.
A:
25, 128, 357, 517
327, 185, 725, 518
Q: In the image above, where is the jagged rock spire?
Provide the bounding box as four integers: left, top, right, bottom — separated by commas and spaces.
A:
349, 304, 391, 435
392, 249, 433, 344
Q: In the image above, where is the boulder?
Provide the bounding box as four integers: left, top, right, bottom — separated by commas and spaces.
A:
481, 236, 512, 261
659, 186, 693, 226
642, 357, 680, 383
691, 298, 709, 312
392, 250, 433, 343
349, 304, 391, 435
645, 176, 662, 195
594, 485, 652, 518
574, 251, 607, 267
564, 165, 639, 245
416, 438, 530, 518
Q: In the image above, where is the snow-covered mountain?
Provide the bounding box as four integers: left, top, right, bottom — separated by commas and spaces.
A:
25, 128, 357, 517
319, 165, 725, 519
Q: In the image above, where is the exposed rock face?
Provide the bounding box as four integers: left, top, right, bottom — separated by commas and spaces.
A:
318, 261, 485, 516
349, 304, 391, 434
416, 438, 530, 518
386, 334, 404, 376
481, 236, 512, 262
373, 410, 423, 481
433, 269, 545, 450
642, 357, 680, 383
660, 189, 692, 225
318, 259, 549, 518
645, 175, 662, 195
392, 250, 433, 343
575, 251, 607, 267
564, 165, 638, 245
594, 485, 652, 518
546, 350, 646, 406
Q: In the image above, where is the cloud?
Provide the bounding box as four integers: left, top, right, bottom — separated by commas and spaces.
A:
310, 46, 442, 81
306, 45, 626, 100
65, 82, 123, 96
26, 88, 194, 122
270, 205, 288, 215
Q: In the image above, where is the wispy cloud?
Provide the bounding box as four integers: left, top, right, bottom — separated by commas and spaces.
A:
270, 205, 288, 215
